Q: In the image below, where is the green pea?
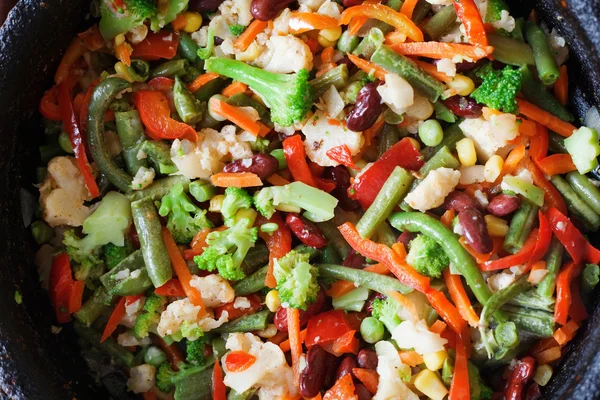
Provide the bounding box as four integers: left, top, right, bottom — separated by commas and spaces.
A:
31, 220, 54, 244
360, 317, 384, 344
269, 149, 287, 170
143, 345, 167, 367
58, 132, 74, 154
418, 119, 444, 147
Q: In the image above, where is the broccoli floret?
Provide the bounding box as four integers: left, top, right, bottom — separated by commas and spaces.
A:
197, 27, 215, 60
134, 293, 167, 339
102, 241, 133, 270
193, 217, 257, 281
204, 57, 314, 126
159, 183, 213, 244
250, 137, 270, 153
63, 230, 104, 281
405, 235, 449, 278
471, 64, 522, 114
468, 362, 493, 400
229, 24, 246, 36
253, 182, 338, 222
222, 187, 253, 225
156, 362, 177, 393
273, 250, 320, 310
99, 0, 157, 40
186, 337, 206, 366
370, 297, 402, 334
484, 0, 509, 22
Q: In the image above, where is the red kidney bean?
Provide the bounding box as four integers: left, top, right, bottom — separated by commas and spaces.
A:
505, 356, 536, 400
525, 383, 541, 400
443, 190, 482, 212
396, 231, 417, 248
337, 56, 354, 72
442, 95, 483, 118
455, 60, 482, 73
299, 345, 328, 398
343, 0, 364, 6
459, 208, 493, 254
188, 0, 225, 12
323, 352, 340, 389
343, 252, 367, 269
324, 166, 360, 211
336, 355, 358, 381
274, 289, 326, 331
487, 194, 521, 217
222, 153, 278, 179
357, 348, 378, 370
285, 213, 328, 249
355, 383, 373, 400
346, 82, 383, 132
251, 0, 295, 21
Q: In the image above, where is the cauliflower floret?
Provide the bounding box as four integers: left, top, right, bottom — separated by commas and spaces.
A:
316, 85, 345, 119
391, 320, 448, 354
302, 110, 364, 167
157, 298, 229, 338
190, 274, 235, 308
459, 112, 518, 161
441, 23, 467, 44
272, 9, 292, 35
131, 166, 155, 191
317, 0, 343, 19
297, 0, 327, 11
191, 26, 210, 47
548, 27, 569, 66
216, 0, 253, 28
39, 156, 93, 227
222, 333, 296, 399
373, 341, 419, 400
377, 74, 414, 115
437, 58, 457, 77
234, 296, 251, 309
487, 271, 517, 292
171, 125, 253, 179
118, 331, 151, 347
459, 165, 486, 185
405, 168, 461, 211
492, 9, 516, 32
127, 364, 155, 394
255, 35, 313, 74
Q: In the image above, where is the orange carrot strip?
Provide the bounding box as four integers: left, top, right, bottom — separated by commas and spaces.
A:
517, 98, 577, 137
429, 320, 447, 335
537, 154, 577, 176
187, 72, 220, 93
347, 54, 388, 80
287, 308, 302, 387
443, 269, 480, 328
321, 46, 336, 64
221, 81, 248, 97
410, 58, 453, 83
289, 12, 339, 34
171, 14, 187, 31
115, 42, 132, 66
388, 291, 419, 321
391, 242, 407, 260
349, 16, 369, 35
210, 172, 263, 187
399, 351, 423, 366
553, 320, 579, 345
210, 99, 270, 137
266, 173, 291, 186
555, 65, 569, 106
363, 263, 391, 275
518, 118, 538, 136
327, 280, 358, 298
399, 0, 419, 19
280, 329, 307, 352
234, 20, 268, 51
384, 31, 408, 45
391, 42, 494, 61
441, 209, 456, 228
340, 4, 424, 42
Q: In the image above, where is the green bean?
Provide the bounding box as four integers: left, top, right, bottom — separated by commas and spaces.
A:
387, 0, 402, 10
520, 66, 573, 122
422, 6, 457, 40
548, 131, 568, 153
115, 110, 147, 176
551, 175, 600, 230
126, 175, 190, 202
131, 197, 172, 287
319, 242, 342, 264
270, 149, 287, 170
357, 167, 414, 239
58, 132, 74, 153
227, 93, 272, 127
310, 64, 350, 99
378, 124, 401, 157
488, 33, 535, 66
374, 221, 397, 247
100, 250, 153, 296
371, 45, 445, 102
316, 221, 352, 260
509, 290, 555, 312
178, 32, 204, 69
318, 264, 413, 294
141, 140, 175, 171
524, 21, 560, 85
501, 305, 555, 337
442, 358, 454, 386
503, 199, 538, 254
174, 367, 213, 400
212, 310, 270, 333
353, 28, 385, 59
174, 76, 204, 124
422, 123, 464, 161
31, 220, 54, 244
211, 337, 228, 360
193, 77, 228, 102
536, 237, 564, 299
566, 172, 600, 215
126, 59, 151, 82
383, 107, 404, 125
242, 243, 270, 275
412, 0, 431, 24
150, 59, 189, 78
74, 288, 114, 327
337, 30, 360, 53
74, 321, 135, 367
189, 180, 217, 203
434, 100, 456, 123
582, 263, 600, 295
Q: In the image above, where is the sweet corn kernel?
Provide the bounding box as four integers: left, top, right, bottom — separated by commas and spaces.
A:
408, 137, 421, 151
114, 33, 126, 46
236, 42, 261, 62
114, 62, 135, 82
456, 138, 477, 167
266, 290, 281, 312
414, 369, 449, 400
485, 214, 509, 237
275, 203, 302, 213
533, 364, 553, 387
319, 26, 342, 42
317, 34, 336, 48
447, 74, 475, 96
484, 155, 504, 182
423, 349, 448, 371
209, 194, 225, 212
183, 11, 203, 33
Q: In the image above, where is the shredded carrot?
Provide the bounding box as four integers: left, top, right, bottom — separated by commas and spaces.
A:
221, 81, 249, 97
391, 42, 494, 61
387, 291, 419, 321
326, 280, 357, 298
268, 330, 288, 346
287, 308, 303, 387
398, 351, 424, 367
553, 319, 579, 345
534, 346, 562, 364
410, 57, 453, 83
171, 13, 187, 31
496, 144, 526, 182
363, 263, 390, 275
399, 0, 420, 19
441, 209, 456, 228
211, 172, 263, 187
347, 54, 388, 80
349, 16, 370, 35
443, 269, 480, 328
115, 42, 133, 66
327, 118, 342, 126
187, 72, 220, 93
210, 99, 270, 137
289, 12, 339, 34
518, 118, 538, 136
321, 46, 336, 64
266, 173, 291, 186
234, 20, 268, 51
279, 329, 307, 352
517, 98, 577, 137
537, 154, 577, 176
384, 31, 408, 45
429, 320, 447, 335
555, 65, 569, 106
391, 242, 407, 260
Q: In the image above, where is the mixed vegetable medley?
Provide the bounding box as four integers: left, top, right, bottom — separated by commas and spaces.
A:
32, 0, 600, 398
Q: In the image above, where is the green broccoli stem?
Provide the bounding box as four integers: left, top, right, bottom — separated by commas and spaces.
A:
503, 198, 538, 254
315, 220, 352, 260
74, 321, 134, 367
74, 287, 114, 327
421, 123, 464, 161
212, 310, 270, 333
115, 110, 148, 176
353, 28, 385, 59
310, 64, 350, 99
488, 33, 535, 66
501, 304, 555, 338
551, 175, 600, 231
127, 175, 190, 202
566, 172, 600, 215
100, 250, 153, 296
520, 66, 573, 121
524, 21, 560, 85
318, 264, 412, 294
422, 5, 457, 40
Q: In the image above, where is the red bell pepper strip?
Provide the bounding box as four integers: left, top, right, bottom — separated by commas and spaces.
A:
39, 86, 62, 121
212, 361, 227, 400
57, 81, 100, 198
133, 90, 197, 141
555, 261, 583, 325
283, 134, 319, 188
101, 296, 127, 343
453, 0, 488, 47
147, 77, 175, 91
481, 229, 539, 271
529, 124, 549, 163
55, 38, 87, 84
425, 288, 467, 334
449, 330, 470, 400
349, 137, 424, 209
338, 222, 431, 293
305, 310, 355, 347
224, 351, 257, 372
131, 31, 179, 60
326, 145, 360, 170
215, 294, 262, 320
323, 373, 358, 400
546, 207, 600, 264
569, 280, 589, 323
504, 356, 536, 400
527, 162, 568, 215
331, 330, 360, 356
529, 212, 552, 265
256, 213, 292, 288
68, 280, 86, 314
50, 253, 75, 323
155, 279, 186, 297
77, 24, 105, 51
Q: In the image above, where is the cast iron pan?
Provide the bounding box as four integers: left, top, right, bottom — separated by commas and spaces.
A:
1, 0, 599, 399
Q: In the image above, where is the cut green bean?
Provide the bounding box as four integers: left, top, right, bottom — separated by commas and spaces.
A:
520, 66, 573, 122
115, 110, 148, 176
131, 197, 172, 288
126, 175, 191, 202
566, 172, 600, 215
141, 140, 176, 174
74, 321, 135, 367
536, 237, 564, 299
174, 76, 204, 124
524, 21, 560, 85
178, 32, 204, 69
318, 264, 412, 294
212, 310, 270, 333
357, 167, 414, 239
310, 64, 350, 99
193, 77, 228, 102
378, 124, 401, 157
422, 6, 457, 40
126, 59, 150, 82
503, 199, 538, 254
100, 250, 153, 296
31, 220, 54, 244
501, 305, 555, 337
353, 28, 385, 59
242, 243, 270, 275
551, 175, 600, 230
150, 59, 189, 78
548, 131, 567, 153
337, 30, 360, 53
174, 367, 213, 400
74, 288, 114, 327
319, 242, 342, 265
488, 33, 535, 66
422, 123, 464, 161
189, 180, 217, 203
509, 290, 555, 312
434, 100, 456, 123
412, 0, 431, 24
316, 220, 352, 260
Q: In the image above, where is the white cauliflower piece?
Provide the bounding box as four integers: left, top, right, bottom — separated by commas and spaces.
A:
459, 112, 518, 161
459, 165, 486, 185
317, 85, 345, 119
487, 271, 517, 292
222, 333, 296, 399
437, 58, 457, 77
39, 156, 93, 227
128, 24, 148, 44
373, 341, 419, 400
391, 320, 448, 354
549, 28, 569, 66
492, 9, 516, 32
441, 23, 467, 44
118, 331, 151, 347
234, 297, 252, 309
216, 0, 253, 28
298, 0, 327, 11
256, 35, 313, 74
317, 0, 343, 19
302, 110, 364, 167
377, 74, 414, 115
131, 166, 155, 191
273, 9, 292, 35
127, 364, 155, 394
191, 26, 210, 47
405, 168, 461, 211
219, 38, 236, 56
198, 311, 230, 331
157, 298, 229, 338
190, 274, 235, 308
209, 15, 235, 41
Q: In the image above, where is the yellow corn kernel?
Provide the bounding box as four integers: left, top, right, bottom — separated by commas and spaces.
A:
114, 62, 135, 82
236, 42, 261, 62
209, 194, 225, 212
533, 364, 553, 387
265, 290, 281, 312
114, 33, 126, 46
319, 26, 342, 42
406, 95, 434, 120
423, 349, 448, 371
448, 74, 475, 96
456, 138, 477, 167
485, 214, 509, 237
414, 369, 449, 400
408, 137, 421, 151
275, 203, 302, 213
317, 34, 336, 48
484, 155, 504, 182
183, 11, 203, 33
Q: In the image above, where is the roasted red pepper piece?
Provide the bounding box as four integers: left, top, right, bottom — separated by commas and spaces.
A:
326, 144, 359, 170
256, 213, 292, 288
155, 279, 186, 297
77, 24, 105, 51
225, 351, 257, 372
505, 356, 536, 400
50, 253, 75, 323
133, 90, 197, 141
331, 330, 359, 356
131, 31, 179, 60
425, 288, 467, 334
481, 229, 539, 271
546, 207, 600, 264
449, 329, 470, 400
305, 310, 355, 347
283, 134, 319, 188
214, 294, 262, 320
39, 86, 62, 121
101, 296, 127, 343
147, 77, 175, 91
529, 211, 552, 264
555, 261, 583, 325
212, 361, 227, 400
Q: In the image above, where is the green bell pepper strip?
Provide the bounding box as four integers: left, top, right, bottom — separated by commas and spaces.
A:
174, 76, 204, 124
318, 264, 412, 294
87, 77, 134, 192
